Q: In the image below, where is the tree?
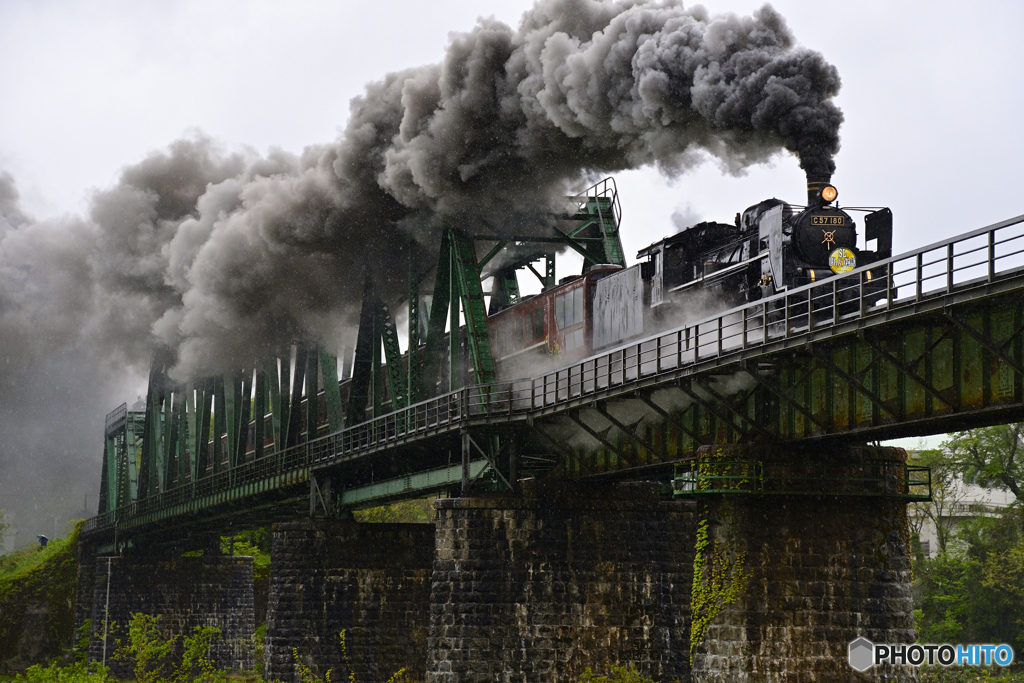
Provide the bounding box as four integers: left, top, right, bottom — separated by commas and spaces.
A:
914, 508, 1024, 654
941, 423, 1024, 502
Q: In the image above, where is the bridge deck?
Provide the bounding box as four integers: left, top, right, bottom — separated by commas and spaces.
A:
83, 213, 1024, 541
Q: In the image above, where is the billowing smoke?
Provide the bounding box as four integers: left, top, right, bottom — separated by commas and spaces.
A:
0, 0, 842, 537
154, 0, 841, 378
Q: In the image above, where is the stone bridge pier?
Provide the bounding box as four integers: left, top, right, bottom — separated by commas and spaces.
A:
262, 520, 436, 682
427, 481, 696, 683
82, 445, 922, 682
260, 482, 696, 683
686, 444, 919, 683
85, 552, 256, 675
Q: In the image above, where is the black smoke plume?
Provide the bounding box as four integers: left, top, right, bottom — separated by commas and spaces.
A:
0, 0, 842, 535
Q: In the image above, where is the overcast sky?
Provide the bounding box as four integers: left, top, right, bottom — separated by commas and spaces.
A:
0, 0, 1021, 535
4, 0, 1022, 253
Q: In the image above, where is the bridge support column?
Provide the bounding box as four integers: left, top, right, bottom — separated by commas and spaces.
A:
263, 520, 434, 683
686, 444, 917, 683
87, 554, 255, 674
428, 481, 695, 683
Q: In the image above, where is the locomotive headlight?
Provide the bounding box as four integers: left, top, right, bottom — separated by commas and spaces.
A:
820, 185, 838, 203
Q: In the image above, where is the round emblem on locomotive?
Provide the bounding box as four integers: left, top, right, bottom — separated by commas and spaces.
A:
828, 247, 857, 274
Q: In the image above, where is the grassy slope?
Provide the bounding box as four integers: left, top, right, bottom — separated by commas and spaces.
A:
0, 524, 80, 666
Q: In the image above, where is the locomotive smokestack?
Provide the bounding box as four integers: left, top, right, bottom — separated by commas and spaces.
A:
807, 173, 832, 208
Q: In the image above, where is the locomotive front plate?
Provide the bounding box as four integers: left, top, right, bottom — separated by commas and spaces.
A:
811, 215, 846, 226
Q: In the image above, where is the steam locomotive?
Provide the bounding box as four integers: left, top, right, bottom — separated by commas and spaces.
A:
195, 176, 893, 472
486, 176, 893, 372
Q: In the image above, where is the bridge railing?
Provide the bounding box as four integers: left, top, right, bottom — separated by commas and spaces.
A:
311, 213, 1024, 463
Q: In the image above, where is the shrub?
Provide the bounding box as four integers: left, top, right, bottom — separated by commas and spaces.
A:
113, 613, 225, 683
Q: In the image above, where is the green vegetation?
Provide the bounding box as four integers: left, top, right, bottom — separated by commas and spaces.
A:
912, 424, 1024, 660
114, 614, 225, 683
6, 613, 226, 683
292, 630, 405, 683
689, 516, 748, 665
221, 530, 270, 605
7, 660, 109, 683
0, 523, 80, 667
914, 508, 1024, 654
940, 424, 1024, 500
353, 498, 436, 524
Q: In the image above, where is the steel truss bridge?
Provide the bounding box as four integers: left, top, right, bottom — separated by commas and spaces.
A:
83, 212, 1024, 549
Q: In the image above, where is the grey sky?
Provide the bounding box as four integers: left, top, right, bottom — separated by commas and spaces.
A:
0, 0, 1021, 537
3, 0, 1022, 254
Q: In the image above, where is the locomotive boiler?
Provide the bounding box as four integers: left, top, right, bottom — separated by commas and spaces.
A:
636, 176, 893, 310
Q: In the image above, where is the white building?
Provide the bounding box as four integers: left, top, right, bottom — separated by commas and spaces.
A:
915, 478, 1014, 558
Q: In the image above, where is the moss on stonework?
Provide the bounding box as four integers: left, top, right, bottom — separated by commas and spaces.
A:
689, 513, 750, 665
0, 522, 81, 667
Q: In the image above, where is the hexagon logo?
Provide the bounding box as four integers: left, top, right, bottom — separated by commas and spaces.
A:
849, 637, 874, 671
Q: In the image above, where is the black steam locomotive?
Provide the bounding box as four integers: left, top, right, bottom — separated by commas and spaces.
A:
636, 177, 893, 311
487, 176, 894, 369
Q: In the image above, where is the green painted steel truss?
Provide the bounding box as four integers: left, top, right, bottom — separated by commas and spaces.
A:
82, 209, 1024, 545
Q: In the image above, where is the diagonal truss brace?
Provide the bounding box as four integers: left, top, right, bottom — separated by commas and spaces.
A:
567, 410, 638, 466
946, 311, 1024, 379
857, 331, 955, 409
595, 402, 666, 461
741, 361, 831, 434
466, 433, 514, 492
637, 393, 707, 446
808, 346, 902, 421
675, 380, 754, 439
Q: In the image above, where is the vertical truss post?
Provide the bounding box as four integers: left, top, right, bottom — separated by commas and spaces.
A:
226, 372, 244, 468
237, 371, 252, 465
100, 409, 120, 513
124, 411, 141, 503
266, 359, 282, 453
450, 230, 496, 386
349, 280, 377, 424
185, 386, 198, 481
254, 369, 267, 458
422, 231, 452, 399
371, 312, 383, 419
408, 256, 422, 405
449, 248, 461, 391
174, 394, 188, 485
305, 348, 320, 440
139, 359, 167, 498
318, 347, 344, 433
213, 377, 227, 473
380, 301, 407, 410
196, 379, 213, 478
488, 266, 521, 314
286, 345, 308, 448
279, 354, 293, 448
160, 388, 174, 492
